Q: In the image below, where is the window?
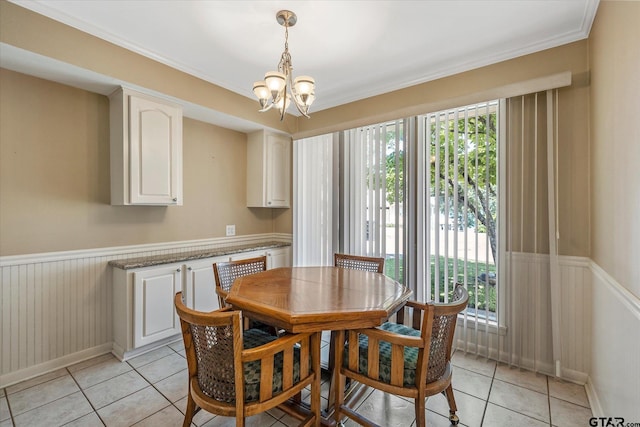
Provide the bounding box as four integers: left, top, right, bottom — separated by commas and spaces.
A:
294, 101, 500, 325
416, 102, 499, 324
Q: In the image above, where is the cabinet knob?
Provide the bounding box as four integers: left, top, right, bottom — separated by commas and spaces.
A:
268, 201, 272, 205
172, 198, 178, 202
176, 268, 181, 272
187, 267, 192, 271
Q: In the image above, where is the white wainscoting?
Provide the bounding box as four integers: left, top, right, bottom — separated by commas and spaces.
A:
586, 261, 640, 421
0, 233, 291, 387
455, 252, 591, 383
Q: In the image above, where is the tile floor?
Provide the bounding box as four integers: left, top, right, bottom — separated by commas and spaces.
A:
0, 338, 592, 427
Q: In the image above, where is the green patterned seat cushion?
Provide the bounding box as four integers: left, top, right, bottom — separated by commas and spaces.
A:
345, 322, 421, 387
242, 329, 301, 402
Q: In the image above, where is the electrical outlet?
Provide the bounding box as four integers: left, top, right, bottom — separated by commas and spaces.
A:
226, 225, 236, 236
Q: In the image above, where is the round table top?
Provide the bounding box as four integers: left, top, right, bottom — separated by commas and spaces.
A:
225, 266, 412, 333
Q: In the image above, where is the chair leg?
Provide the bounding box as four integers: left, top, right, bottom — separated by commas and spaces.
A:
444, 384, 459, 425
414, 393, 426, 427
183, 391, 196, 427
333, 330, 346, 425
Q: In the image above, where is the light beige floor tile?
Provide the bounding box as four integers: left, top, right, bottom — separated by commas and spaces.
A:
550, 396, 593, 426
68, 354, 117, 373
494, 364, 548, 394
175, 396, 215, 426
201, 412, 278, 427
127, 346, 175, 369
5, 368, 69, 395
13, 391, 92, 427
154, 369, 188, 403
452, 352, 497, 378
548, 377, 590, 408
451, 366, 493, 400
136, 353, 187, 384
342, 388, 417, 427
97, 386, 169, 427
84, 370, 149, 409
169, 340, 185, 353
8, 375, 79, 416
0, 396, 9, 422
0, 419, 13, 427
488, 378, 549, 423
132, 405, 185, 426
72, 357, 132, 389
427, 389, 486, 427
63, 411, 104, 426
483, 402, 549, 427
425, 410, 460, 427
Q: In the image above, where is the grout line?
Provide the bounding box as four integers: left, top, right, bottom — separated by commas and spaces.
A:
478, 364, 495, 427
65, 366, 106, 426
546, 375, 552, 426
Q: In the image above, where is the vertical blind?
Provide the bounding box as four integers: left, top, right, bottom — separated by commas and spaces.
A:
416, 102, 499, 332
339, 121, 405, 277
293, 133, 336, 266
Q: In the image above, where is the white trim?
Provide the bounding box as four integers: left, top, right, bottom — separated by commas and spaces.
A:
590, 260, 640, 320
0, 233, 292, 267
585, 376, 604, 417
0, 343, 112, 388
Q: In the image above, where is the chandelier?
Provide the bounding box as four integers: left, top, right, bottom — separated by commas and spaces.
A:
252, 10, 315, 120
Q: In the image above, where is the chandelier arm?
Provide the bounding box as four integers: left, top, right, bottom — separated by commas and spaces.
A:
259, 103, 275, 113
291, 96, 310, 118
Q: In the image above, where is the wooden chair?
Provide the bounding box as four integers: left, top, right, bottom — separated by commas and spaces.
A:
174, 292, 321, 427
333, 284, 469, 427
334, 253, 385, 274
327, 253, 386, 408
213, 256, 267, 308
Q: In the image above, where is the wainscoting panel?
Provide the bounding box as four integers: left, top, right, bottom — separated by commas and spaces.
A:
454, 252, 591, 382
0, 234, 291, 387
587, 261, 640, 420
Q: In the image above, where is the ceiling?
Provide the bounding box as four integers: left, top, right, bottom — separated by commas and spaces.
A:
5, 0, 598, 124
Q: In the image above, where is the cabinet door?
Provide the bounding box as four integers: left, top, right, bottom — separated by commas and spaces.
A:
266, 247, 291, 269
133, 265, 182, 347
184, 259, 221, 312
265, 133, 291, 207
129, 95, 182, 205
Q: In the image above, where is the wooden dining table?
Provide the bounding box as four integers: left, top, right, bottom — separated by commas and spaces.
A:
225, 266, 412, 334
225, 266, 412, 424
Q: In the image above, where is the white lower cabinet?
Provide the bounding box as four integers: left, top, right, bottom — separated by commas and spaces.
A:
133, 265, 182, 348
112, 246, 291, 360
182, 257, 226, 312
229, 247, 291, 269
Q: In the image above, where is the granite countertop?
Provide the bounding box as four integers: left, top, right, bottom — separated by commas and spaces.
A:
108, 241, 291, 270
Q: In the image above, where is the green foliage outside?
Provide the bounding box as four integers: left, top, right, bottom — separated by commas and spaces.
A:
428, 108, 498, 263
385, 255, 496, 312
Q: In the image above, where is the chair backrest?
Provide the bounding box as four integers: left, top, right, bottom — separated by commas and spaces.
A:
334, 253, 385, 273
391, 283, 469, 384
426, 284, 469, 382
174, 292, 244, 403
213, 256, 267, 307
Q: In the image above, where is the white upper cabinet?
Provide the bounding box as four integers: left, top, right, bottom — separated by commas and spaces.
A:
110, 87, 183, 205
246, 130, 291, 208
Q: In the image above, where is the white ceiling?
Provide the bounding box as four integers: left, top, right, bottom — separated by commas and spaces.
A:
5, 0, 598, 123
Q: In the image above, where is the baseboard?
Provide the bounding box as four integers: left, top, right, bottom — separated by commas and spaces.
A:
112, 335, 182, 362
585, 376, 604, 417
0, 343, 112, 388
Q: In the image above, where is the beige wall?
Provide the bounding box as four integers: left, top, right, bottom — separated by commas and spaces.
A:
589, 1, 640, 297
0, 0, 293, 135
0, 69, 275, 255
0, 0, 602, 262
